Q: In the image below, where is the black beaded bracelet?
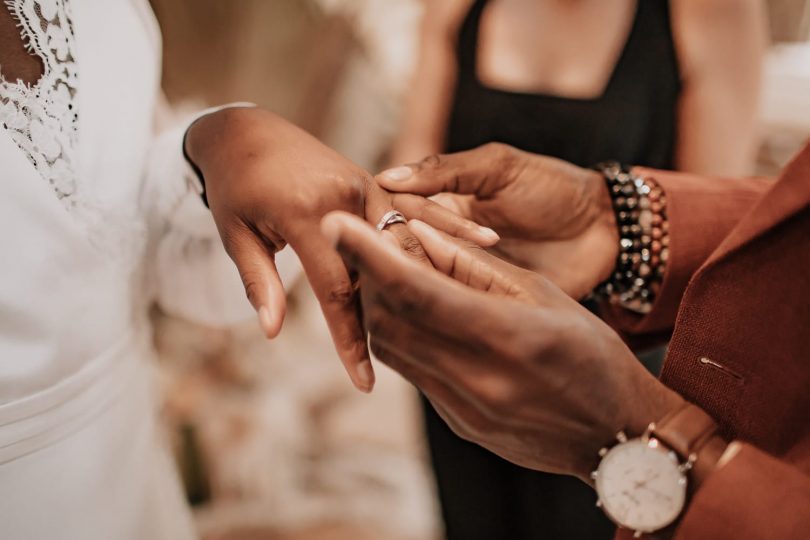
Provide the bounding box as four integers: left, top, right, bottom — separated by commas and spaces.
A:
592, 162, 669, 314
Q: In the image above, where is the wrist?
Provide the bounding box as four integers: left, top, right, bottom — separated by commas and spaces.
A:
184, 106, 267, 181
592, 163, 669, 313
592, 400, 723, 538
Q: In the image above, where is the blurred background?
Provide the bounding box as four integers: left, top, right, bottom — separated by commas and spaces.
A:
146, 1, 810, 539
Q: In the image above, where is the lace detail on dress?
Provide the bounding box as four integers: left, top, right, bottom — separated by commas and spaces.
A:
0, 0, 145, 268
0, 0, 79, 207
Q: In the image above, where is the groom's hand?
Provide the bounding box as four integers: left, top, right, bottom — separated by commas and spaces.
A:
377, 143, 619, 300
321, 211, 684, 480
185, 107, 432, 392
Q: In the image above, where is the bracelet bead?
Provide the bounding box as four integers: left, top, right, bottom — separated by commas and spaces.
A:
592, 162, 670, 314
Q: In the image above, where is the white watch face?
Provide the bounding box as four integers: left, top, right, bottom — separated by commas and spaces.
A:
595, 438, 687, 533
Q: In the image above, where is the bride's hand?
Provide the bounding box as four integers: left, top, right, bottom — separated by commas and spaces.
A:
185, 107, 491, 392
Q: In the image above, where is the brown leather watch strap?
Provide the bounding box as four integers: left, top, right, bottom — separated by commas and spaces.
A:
652, 402, 717, 459
651, 402, 726, 494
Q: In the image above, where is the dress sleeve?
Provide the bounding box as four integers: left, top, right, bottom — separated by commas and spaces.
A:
602, 170, 771, 337
139, 104, 303, 327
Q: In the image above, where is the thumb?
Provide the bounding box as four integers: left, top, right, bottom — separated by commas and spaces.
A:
224, 227, 287, 338
375, 143, 519, 197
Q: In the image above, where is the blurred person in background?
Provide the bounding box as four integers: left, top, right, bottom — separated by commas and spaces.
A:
391, 0, 766, 538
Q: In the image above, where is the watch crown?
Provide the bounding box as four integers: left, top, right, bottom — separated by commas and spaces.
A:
598, 447, 608, 457
595, 498, 603, 508
590, 470, 599, 480
616, 431, 628, 443
633, 530, 643, 538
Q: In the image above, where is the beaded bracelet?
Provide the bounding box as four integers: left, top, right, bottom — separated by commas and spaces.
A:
593, 162, 669, 314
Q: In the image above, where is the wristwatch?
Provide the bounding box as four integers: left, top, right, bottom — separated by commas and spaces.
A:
591, 403, 723, 537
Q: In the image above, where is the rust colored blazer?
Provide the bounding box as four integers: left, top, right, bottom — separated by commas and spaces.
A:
608, 142, 810, 538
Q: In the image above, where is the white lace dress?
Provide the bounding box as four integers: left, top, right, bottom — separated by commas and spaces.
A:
0, 1, 274, 538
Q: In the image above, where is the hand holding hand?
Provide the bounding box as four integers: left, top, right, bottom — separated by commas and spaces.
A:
377, 143, 619, 299
322, 211, 684, 480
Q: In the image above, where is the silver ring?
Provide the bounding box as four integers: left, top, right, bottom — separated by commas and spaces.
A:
376, 210, 407, 231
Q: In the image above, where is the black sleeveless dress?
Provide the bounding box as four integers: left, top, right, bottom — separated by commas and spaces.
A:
426, 1, 681, 539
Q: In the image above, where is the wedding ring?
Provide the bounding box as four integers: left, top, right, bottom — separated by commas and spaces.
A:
376, 210, 407, 231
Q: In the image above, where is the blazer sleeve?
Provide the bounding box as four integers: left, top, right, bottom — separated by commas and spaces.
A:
602, 171, 771, 336
674, 444, 810, 539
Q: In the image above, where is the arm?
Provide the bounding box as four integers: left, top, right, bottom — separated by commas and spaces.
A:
326, 211, 810, 540
671, 0, 767, 175
144, 105, 473, 393
388, 0, 473, 164
603, 168, 771, 336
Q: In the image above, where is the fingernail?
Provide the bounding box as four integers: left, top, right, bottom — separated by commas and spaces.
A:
355, 360, 376, 393
258, 306, 274, 337
380, 166, 413, 182
479, 226, 500, 242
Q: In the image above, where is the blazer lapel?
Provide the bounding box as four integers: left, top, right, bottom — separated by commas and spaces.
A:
703, 141, 810, 268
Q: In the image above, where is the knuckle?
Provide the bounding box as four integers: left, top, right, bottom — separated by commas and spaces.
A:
364, 304, 389, 337
481, 141, 505, 153
391, 281, 431, 317
503, 333, 537, 363
295, 172, 366, 216
518, 313, 560, 358
419, 153, 443, 170
525, 331, 553, 359
368, 337, 388, 361
483, 142, 517, 168
483, 313, 545, 362
334, 171, 367, 203
219, 224, 250, 259
326, 281, 357, 306
472, 377, 517, 416
242, 277, 263, 306
399, 233, 427, 260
